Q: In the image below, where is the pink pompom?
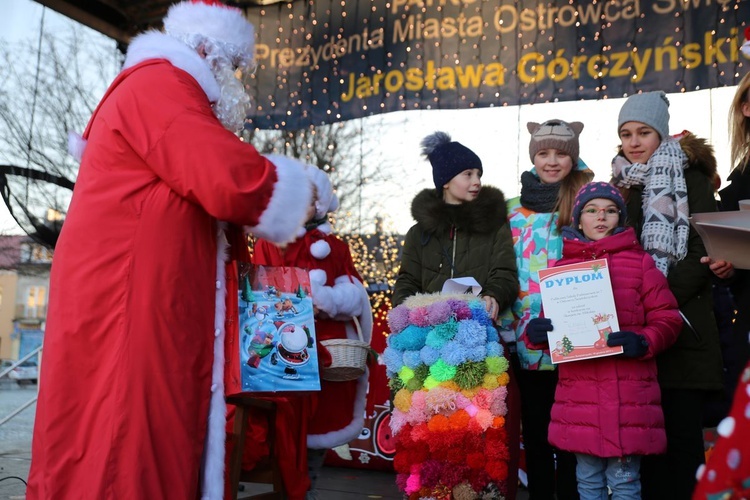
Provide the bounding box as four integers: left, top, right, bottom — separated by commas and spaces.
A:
473, 389, 493, 410
390, 410, 408, 434
409, 306, 430, 327
454, 393, 471, 409
405, 472, 421, 494
475, 409, 494, 431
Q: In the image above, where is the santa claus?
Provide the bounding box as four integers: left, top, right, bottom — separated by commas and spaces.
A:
26, 1, 312, 499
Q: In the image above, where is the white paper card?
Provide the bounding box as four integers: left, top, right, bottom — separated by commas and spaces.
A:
441, 277, 482, 296
538, 259, 623, 364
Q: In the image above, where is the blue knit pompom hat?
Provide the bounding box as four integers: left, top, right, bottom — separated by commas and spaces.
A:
571, 182, 628, 229
421, 131, 482, 190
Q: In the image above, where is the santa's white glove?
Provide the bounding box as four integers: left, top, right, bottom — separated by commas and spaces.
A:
310, 273, 365, 319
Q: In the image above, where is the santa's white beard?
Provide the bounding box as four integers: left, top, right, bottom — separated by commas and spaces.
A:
211, 62, 251, 132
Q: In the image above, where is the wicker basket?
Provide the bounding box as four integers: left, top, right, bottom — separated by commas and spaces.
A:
320, 316, 369, 382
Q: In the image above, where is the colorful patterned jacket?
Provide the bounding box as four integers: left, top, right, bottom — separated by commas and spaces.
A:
499, 196, 562, 371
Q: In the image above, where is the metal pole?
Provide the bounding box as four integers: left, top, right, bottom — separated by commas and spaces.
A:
0, 396, 38, 427
0, 345, 42, 379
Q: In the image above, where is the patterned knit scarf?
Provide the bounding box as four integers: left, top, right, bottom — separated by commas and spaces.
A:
611, 137, 690, 276
520, 170, 560, 213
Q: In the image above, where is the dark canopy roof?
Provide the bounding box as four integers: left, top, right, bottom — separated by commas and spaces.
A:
33, 0, 283, 45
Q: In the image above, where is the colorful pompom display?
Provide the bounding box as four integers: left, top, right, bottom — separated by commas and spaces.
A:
385, 293, 511, 498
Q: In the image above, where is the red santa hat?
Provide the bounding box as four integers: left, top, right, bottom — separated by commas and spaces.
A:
163, 0, 255, 58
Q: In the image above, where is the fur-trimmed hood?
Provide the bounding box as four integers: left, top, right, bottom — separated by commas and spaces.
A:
679, 132, 717, 180
410, 185, 508, 235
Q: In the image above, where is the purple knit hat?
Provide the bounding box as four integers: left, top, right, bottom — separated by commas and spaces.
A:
571, 182, 627, 229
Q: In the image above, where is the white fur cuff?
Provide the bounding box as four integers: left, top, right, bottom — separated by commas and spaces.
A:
247, 154, 312, 244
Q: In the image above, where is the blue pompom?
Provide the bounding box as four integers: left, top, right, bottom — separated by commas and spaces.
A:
420, 345, 440, 366
455, 319, 487, 347
389, 325, 430, 351
403, 350, 422, 369
382, 347, 404, 376
441, 340, 470, 366
486, 341, 503, 357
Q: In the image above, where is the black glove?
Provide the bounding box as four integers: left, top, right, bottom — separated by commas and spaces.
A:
607, 331, 649, 358
526, 318, 553, 345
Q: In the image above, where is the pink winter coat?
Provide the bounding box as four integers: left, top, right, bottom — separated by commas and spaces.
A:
547, 228, 682, 458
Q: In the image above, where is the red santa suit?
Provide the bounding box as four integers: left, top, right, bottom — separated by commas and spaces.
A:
26, 4, 311, 499
226, 169, 372, 500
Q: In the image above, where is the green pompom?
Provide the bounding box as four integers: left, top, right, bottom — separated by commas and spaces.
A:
398, 366, 415, 384
429, 359, 457, 382
413, 364, 430, 384
388, 377, 404, 392
406, 377, 423, 391
423, 376, 440, 389
454, 360, 488, 390
485, 356, 509, 374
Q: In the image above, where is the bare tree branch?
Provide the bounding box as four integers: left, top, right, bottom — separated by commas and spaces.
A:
242, 119, 395, 234
0, 25, 120, 247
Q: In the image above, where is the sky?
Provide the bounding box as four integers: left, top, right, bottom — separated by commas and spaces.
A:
0, 0, 741, 235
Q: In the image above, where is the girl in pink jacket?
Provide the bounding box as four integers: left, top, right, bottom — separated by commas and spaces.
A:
525, 182, 683, 499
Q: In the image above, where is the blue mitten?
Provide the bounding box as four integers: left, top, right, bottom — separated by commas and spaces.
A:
607, 331, 649, 358
526, 318, 553, 345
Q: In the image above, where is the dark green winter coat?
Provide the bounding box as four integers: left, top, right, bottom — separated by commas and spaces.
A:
619, 133, 723, 391
393, 186, 519, 310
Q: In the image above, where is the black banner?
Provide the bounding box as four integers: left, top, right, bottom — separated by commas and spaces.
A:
243, 0, 749, 130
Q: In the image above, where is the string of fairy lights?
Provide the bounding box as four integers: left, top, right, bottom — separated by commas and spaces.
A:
241, 0, 747, 130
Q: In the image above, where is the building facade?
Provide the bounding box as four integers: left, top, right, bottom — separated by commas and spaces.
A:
0, 236, 51, 361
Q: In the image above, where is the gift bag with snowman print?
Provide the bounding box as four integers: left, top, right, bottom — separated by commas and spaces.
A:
234, 264, 320, 393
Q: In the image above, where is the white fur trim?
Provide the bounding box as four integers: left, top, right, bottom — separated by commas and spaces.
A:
67, 131, 87, 162
309, 269, 327, 285
307, 370, 369, 449
200, 222, 229, 500
310, 240, 331, 260
246, 154, 312, 244
742, 41, 750, 57
307, 286, 374, 449
311, 277, 373, 329
318, 222, 332, 235
164, 2, 255, 57
124, 31, 220, 103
